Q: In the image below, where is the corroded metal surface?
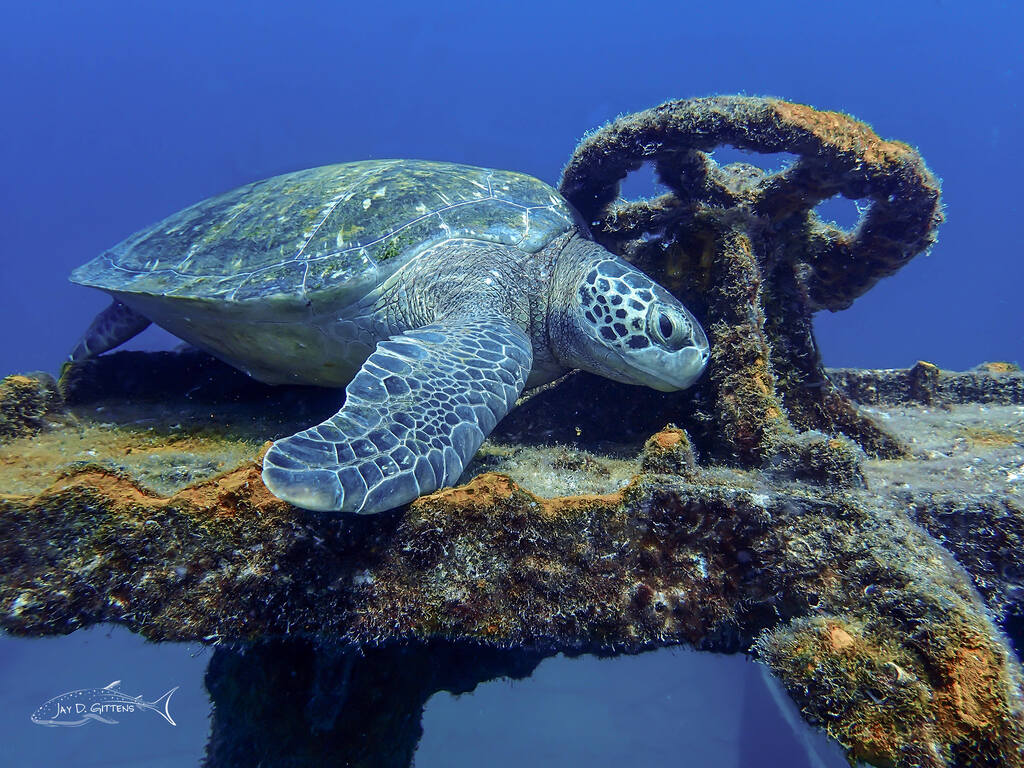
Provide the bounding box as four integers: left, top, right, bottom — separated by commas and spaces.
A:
561, 95, 941, 311
5, 98, 1022, 767
559, 96, 943, 464
1, 355, 1023, 767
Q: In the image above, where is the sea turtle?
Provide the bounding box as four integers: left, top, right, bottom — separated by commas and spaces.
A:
69, 159, 709, 514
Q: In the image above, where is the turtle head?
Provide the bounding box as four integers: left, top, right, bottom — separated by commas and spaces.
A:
550, 241, 709, 392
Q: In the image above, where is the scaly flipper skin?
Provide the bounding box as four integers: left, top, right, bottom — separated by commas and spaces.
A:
262, 314, 533, 513
69, 300, 151, 362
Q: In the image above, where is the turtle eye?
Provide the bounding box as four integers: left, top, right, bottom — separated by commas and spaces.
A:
649, 307, 692, 351
658, 314, 674, 340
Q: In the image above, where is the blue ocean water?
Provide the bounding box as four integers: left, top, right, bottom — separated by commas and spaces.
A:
0, 0, 1021, 765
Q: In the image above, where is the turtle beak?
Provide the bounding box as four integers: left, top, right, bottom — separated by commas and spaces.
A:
612, 343, 709, 391
644, 345, 708, 391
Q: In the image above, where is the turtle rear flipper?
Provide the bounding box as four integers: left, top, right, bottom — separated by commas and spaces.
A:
69, 300, 151, 361
262, 314, 532, 514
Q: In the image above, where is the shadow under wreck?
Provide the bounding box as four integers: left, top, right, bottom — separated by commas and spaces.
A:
2, 96, 1023, 768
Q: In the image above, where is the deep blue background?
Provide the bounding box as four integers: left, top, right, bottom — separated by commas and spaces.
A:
2, 0, 1022, 374
1, 0, 1021, 765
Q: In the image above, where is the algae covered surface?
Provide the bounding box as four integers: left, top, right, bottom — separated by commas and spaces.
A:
2, 353, 1023, 768
0, 401, 258, 499
1, 97, 1022, 768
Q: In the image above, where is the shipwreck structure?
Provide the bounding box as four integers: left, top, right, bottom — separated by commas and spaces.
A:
1, 97, 1022, 767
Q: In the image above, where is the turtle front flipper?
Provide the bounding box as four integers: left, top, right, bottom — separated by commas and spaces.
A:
262, 314, 533, 514
69, 300, 152, 361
